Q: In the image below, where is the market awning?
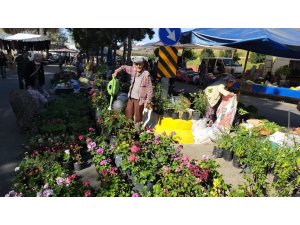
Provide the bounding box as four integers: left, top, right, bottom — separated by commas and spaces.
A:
180, 28, 300, 59
142, 41, 234, 50
4, 33, 51, 51
49, 48, 79, 53
4, 33, 50, 42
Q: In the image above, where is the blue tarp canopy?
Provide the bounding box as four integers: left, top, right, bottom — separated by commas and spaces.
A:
180, 28, 300, 59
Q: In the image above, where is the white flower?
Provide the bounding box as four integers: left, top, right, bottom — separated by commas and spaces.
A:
64, 149, 70, 155
14, 167, 20, 172
38, 138, 43, 143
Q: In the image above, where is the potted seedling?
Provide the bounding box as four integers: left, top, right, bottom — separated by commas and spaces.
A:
71, 144, 84, 171
190, 91, 207, 120
62, 149, 73, 171
162, 98, 174, 118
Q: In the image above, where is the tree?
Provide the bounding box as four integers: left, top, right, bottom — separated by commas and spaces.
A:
200, 49, 215, 60
182, 49, 197, 61
250, 52, 266, 64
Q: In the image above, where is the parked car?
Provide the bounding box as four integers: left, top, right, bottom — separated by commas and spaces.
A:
201, 57, 243, 77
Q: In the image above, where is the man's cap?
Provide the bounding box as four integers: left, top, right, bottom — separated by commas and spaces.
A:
132, 56, 144, 64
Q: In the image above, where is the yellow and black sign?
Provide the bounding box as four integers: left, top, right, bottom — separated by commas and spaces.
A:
157, 46, 178, 78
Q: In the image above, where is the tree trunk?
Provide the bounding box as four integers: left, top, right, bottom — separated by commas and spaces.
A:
113, 40, 117, 70
126, 29, 133, 65
38, 28, 44, 35
122, 38, 127, 64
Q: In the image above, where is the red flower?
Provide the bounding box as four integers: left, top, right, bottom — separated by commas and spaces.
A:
86, 138, 92, 143
83, 180, 90, 187
78, 135, 84, 141
128, 154, 138, 163
84, 190, 91, 197
130, 145, 139, 153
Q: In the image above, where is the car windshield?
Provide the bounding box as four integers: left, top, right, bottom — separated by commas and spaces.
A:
223, 59, 240, 66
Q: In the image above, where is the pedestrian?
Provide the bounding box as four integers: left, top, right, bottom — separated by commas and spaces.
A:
112, 56, 153, 123
24, 53, 45, 94
15, 51, 30, 89
198, 60, 208, 89
204, 74, 236, 126
0, 51, 7, 78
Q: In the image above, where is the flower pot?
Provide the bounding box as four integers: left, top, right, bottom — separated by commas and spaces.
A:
73, 162, 84, 171
232, 154, 241, 168
212, 147, 223, 158
62, 161, 73, 171
110, 135, 117, 146
172, 112, 179, 119
114, 155, 122, 168
192, 111, 201, 120
182, 112, 190, 120
222, 149, 233, 161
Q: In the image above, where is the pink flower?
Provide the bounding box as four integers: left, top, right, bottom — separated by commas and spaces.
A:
87, 142, 96, 149
89, 128, 95, 132
65, 177, 72, 186
78, 135, 84, 141
170, 131, 176, 135
96, 148, 104, 154
83, 180, 90, 187
132, 193, 140, 197
101, 170, 108, 177
100, 160, 106, 166
145, 140, 150, 144
202, 155, 209, 161
162, 165, 170, 174
130, 145, 139, 153
128, 154, 138, 163
154, 140, 161, 145
84, 190, 91, 197
86, 138, 92, 143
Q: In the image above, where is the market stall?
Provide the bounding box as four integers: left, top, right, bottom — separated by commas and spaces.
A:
4, 33, 50, 51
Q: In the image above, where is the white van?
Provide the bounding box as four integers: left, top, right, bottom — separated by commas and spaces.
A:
201, 57, 243, 76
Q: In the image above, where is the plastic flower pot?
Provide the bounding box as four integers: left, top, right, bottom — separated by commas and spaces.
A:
73, 162, 84, 171
163, 110, 172, 118
192, 111, 201, 120
222, 149, 233, 161
213, 147, 223, 158
232, 154, 241, 168
172, 112, 179, 119
114, 155, 122, 168
182, 112, 190, 120
62, 161, 73, 171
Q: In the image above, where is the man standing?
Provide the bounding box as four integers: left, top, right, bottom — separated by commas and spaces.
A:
24, 53, 45, 92
15, 52, 29, 89
112, 56, 153, 123
0, 51, 7, 79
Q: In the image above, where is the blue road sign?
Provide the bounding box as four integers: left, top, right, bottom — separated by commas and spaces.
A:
159, 28, 181, 46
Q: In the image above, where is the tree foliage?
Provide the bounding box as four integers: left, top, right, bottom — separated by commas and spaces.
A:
200, 49, 215, 60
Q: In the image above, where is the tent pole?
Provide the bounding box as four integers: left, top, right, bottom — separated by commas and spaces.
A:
243, 50, 250, 74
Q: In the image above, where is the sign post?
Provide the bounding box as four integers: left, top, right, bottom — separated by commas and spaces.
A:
158, 28, 181, 98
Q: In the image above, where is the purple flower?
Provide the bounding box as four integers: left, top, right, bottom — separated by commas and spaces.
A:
5, 190, 22, 197
42, 188, 53, 197
100, 160, 106, 166
43, 183, 49, 189
96, 148, 104, 154
170, 131, 176, 135
132, 193, 140, 197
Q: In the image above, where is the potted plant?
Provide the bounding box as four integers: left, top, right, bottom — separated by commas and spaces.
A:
71, 144, 84, 171
162, 98, 174, 118
190, 91, 207, 120
214, 133, 233, 160
62, 149, 73, 171
172, 94, 188, 119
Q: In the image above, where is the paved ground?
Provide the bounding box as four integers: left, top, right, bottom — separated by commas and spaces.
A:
0, 65, 57, 196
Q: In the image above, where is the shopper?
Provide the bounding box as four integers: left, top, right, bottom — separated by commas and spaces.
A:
112, 56, 153, 123
24, 53, 45, 93
204, 74, 236, 126
0, 51, 7, 78
15, 52, 30, 89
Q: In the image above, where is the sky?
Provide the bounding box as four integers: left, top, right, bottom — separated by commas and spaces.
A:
141, 28, 193, 44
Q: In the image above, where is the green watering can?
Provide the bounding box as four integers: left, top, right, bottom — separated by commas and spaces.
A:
107, 77, 120, 110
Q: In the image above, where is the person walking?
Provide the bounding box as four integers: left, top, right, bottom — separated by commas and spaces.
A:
0, 51, 7, 79
112, 56, 153, 123
15, 52, 30, 89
